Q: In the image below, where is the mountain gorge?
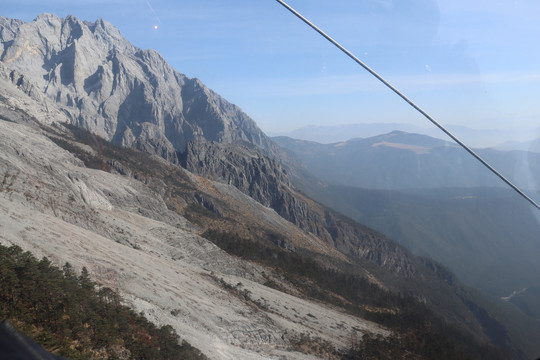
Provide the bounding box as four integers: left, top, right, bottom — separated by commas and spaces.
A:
0, 101, 512, 358
273, 132, 540, 298
274, 133, 540, 357
0, 13, 535, 359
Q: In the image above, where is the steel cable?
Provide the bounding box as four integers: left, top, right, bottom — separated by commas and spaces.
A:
275, 0, 540, 210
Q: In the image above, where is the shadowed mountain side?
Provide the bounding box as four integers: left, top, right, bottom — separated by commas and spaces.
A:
272, 134, 540, 357
289, 180, 540, 358
302, 186, 540, 297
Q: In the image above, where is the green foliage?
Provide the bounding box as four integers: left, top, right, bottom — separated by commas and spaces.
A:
0, 244, 206, 359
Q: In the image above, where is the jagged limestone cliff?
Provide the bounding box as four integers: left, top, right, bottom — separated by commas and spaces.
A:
0, 14, 277, 161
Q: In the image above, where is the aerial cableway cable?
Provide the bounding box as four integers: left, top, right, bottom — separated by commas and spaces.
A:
274, 0, 540, 211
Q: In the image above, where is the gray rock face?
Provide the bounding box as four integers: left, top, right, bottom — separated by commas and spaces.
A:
181, 141, 291, 208
182, 140, 417, 277
0, 14, 276, 161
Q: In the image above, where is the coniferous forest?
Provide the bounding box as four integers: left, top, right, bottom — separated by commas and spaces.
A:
0, 244, 206, 359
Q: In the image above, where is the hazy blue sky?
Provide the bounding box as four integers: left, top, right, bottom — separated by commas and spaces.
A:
2, 0, 540, 136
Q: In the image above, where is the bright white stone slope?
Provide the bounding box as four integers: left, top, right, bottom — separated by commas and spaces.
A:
0, 110, 387, 359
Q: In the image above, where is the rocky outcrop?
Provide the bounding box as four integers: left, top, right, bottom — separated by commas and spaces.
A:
182, 140, 417, 277
0, 14, 278, 160
181, 141, 291, 207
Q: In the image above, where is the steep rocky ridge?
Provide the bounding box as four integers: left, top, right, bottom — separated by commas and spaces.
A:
181, 140, 418, 278
175, 135, 531, 359
0, 14, 278, 161
180, 141, 292, 208
0, 11, 424, 283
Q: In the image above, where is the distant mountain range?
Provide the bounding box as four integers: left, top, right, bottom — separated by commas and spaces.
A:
276, 130, 540, 297
274, 130, 540, 294
270, 123, 540, 148
274, 131, 540, 191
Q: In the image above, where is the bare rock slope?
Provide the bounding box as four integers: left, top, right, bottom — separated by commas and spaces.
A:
0, 100, 388, 359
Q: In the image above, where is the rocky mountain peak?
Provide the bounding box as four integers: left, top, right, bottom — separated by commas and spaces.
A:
0, 14, 277, 161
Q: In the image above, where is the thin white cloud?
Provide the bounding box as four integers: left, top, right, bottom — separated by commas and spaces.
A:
224, 71, 540, 98
396, 72, 540, 88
